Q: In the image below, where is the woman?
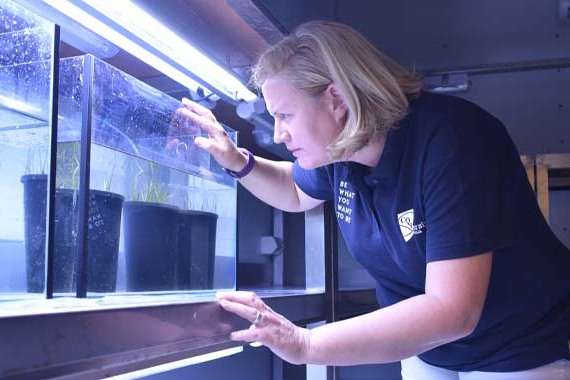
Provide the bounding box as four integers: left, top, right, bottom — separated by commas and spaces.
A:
175, 21, 570, 379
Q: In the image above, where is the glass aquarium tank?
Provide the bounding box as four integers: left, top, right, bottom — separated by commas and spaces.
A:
55, 54, 237, 297
0, 0, 56, 297
0, 0, 237, 299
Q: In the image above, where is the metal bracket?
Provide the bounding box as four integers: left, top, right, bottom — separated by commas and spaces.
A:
188, 87, 219, 109
423, 73, 470, 93
559, 0, 570, 21
259, 235, 282, 256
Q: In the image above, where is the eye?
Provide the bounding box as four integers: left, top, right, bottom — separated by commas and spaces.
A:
276, 113, 291, 121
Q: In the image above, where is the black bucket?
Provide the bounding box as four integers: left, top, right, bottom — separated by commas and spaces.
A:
82, 189, 124, 292
21, 174, 124, 293
123, 201, 180, 291
21, 174, 48, 293
177, 210, 218, 290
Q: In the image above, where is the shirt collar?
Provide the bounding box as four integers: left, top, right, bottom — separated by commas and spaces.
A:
334, 97, 416, 186
335, 122, 408, 188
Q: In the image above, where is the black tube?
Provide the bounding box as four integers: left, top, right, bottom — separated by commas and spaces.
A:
45, 25, 60, 299
75, 55, 95, 298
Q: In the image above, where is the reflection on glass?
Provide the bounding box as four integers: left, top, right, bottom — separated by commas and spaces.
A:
0, 0, 54, 299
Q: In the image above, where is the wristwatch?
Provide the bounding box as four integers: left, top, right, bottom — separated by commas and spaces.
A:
223, 148, 255, 178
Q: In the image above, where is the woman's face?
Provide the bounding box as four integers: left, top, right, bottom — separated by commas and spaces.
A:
261, 76, 345, 169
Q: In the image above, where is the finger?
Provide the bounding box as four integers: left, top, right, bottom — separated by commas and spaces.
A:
170, 109, 199, 135
194, 137, 227, 160
216, 290, 258, 301
217, 291, 265, 310
219, 299, 259, 323
255, 309, 279, 325
175, 107, 214, 133
193, 136, 213, 151
264, 304, 275, 313
215, 321, 235, 335
229, 327, 262, 343
165, 138, 180, 151
176, 107, 226, 139
181, 97, 214, 118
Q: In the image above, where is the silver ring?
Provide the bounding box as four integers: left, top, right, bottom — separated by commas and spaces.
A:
252, 310, 263, 326
176, 141, 188, 155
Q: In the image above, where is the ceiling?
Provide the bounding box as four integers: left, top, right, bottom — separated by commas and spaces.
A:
128, 0, 570, 82
254, 0, 570, 71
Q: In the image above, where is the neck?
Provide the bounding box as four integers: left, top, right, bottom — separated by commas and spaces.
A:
346, 135, 386, 168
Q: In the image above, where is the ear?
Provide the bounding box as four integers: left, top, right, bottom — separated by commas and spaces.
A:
324, 83, 348, 123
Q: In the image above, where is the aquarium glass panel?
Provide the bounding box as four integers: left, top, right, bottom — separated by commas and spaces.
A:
0, 0, 54, 298
56, 55, 237, 297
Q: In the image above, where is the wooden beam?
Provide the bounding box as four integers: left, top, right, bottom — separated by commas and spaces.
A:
520, 155, 535, 192
535, 162, 549, 222
536, 153, 570, 169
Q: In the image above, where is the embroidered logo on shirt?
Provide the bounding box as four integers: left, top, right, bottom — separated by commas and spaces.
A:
337, 180, 354, 224
397, 209, 425, 242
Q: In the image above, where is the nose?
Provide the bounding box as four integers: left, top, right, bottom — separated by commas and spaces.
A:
273, 120, 290, 144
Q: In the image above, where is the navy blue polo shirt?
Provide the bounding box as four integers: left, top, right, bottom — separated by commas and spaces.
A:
293, 92, 570, 372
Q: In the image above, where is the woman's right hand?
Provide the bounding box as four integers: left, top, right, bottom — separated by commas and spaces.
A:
168, 97, 248, 172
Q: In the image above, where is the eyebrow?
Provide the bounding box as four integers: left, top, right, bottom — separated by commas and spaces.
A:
268, 102, 290, 118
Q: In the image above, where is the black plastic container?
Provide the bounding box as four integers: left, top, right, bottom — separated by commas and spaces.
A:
21, 174, 48, 293
21, 174, 124, 293
123, 201, 180, 291
177, 210, 218, 290
82, 189, 124, 292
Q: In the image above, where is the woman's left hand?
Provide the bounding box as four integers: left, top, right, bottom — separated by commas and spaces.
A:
217, 291, 312, 365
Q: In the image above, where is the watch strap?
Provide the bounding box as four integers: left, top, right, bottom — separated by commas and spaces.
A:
223, 148, 255, 178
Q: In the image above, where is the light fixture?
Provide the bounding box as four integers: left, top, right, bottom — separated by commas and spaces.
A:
43, 0, 257, 102
0, 95, 43, 120
107, 346, 244, 379
18, 0, 120, 58
423, 73, 470, 94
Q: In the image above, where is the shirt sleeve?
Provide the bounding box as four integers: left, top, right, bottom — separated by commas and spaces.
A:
292, 160, 334, 201
422, 112, 517, 263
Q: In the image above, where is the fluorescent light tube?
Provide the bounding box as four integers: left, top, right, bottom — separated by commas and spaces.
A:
44, 0, 257, 102
107, 346, 244, 379
0, 95, 42, 116
43, 0, 207, 95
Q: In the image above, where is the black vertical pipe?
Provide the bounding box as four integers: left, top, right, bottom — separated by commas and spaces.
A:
45, 25, 60, 299
76, 55, 95, 298
324, 202, 339, 380
235, 134, 241, 290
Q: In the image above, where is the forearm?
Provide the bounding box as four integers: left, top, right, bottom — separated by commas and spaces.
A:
238, 157, 303, 212
306, 294, 475, 366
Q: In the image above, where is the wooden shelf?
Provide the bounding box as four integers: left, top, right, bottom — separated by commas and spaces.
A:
522, 154, 570, 222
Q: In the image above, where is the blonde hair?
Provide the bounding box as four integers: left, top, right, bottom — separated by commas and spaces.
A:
251, 20, 423, 160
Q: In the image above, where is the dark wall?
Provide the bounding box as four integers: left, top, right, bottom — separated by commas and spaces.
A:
458, 68, 570, 154
237, 184, 275, 288
257, 0, 569, 71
